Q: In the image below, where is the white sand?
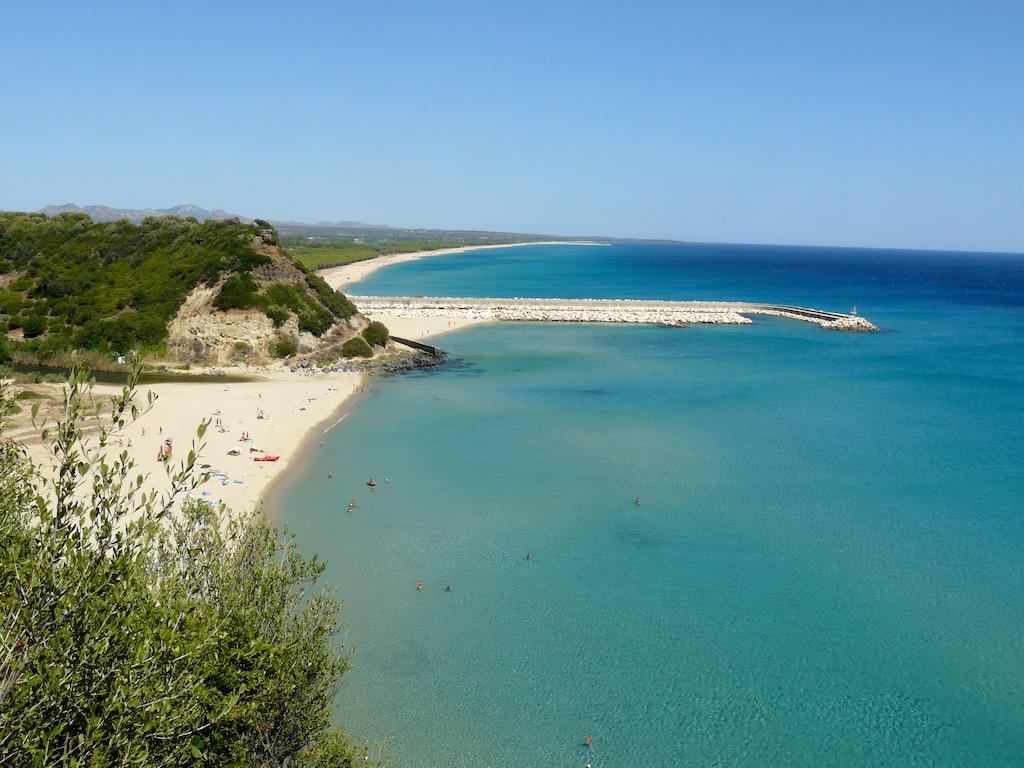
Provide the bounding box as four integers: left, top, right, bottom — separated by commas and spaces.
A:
21, 369, 363, 515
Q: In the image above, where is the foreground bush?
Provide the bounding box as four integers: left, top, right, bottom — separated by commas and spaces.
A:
361, 321, 389, 348
340, 336, 372, 358
0, 369, 359, 766
272, 334, 299, 358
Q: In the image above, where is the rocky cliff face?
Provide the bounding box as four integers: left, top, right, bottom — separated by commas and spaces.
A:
166, 238, 374, 365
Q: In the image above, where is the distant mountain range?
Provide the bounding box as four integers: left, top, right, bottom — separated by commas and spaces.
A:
36, 203, 677, 245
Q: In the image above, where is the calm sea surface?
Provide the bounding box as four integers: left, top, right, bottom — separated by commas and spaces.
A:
277, 243, 1024, 767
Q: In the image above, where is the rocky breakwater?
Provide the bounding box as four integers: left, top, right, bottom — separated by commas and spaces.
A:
351, 297, 753, 327
746, 305, 879, 331
352, 297, 879, 331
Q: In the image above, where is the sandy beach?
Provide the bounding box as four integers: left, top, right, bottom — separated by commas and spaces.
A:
16, 369, 363, 515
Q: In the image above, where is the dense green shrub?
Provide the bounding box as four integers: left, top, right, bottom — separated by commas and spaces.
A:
264, 283, 334, 336
272, 334, 298, 357
214, 273, 261, 310
340, 336, 372, 358
305, 273, 357, 319
21, 314, 45, 338
362, 320, 389, 347
265, 304, 289, 327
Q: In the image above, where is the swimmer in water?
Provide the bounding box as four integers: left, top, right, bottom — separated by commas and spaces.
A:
635, 497, 641, 505
416, 579, 424, 591
445, 585, 452, 592
584, 734, 593, 747
347, 499, 356, 512
526, 553, 533, 561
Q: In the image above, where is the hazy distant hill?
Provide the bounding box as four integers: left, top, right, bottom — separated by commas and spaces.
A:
39, 203, 251, 224
37, 203, 678, 246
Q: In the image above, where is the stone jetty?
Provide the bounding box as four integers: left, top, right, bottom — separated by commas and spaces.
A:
350, 296, 878, 332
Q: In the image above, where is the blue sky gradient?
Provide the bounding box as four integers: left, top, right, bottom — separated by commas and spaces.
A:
1, 1, 1021, 252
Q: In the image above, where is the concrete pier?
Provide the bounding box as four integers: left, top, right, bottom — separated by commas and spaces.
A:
351, 296, 878, 332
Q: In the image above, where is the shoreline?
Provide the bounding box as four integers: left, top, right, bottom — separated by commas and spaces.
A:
318, 240, 604, 294
260, 380, 368, 519
320, 240, 604, 342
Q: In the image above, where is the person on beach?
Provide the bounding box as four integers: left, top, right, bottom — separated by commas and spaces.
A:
157, 439, 172, 463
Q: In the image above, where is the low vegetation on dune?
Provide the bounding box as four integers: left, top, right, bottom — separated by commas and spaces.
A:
0, 212, 386, 364
0, 370, 365, 766
284, 238, 481, 271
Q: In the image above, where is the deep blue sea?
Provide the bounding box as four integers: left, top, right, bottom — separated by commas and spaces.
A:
276, 243, 1024, 767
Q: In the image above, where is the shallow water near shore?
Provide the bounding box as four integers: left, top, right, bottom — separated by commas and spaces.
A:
280, 243, 1024, 767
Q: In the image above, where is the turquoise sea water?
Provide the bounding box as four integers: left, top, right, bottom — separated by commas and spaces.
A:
277, 243, 1024, 767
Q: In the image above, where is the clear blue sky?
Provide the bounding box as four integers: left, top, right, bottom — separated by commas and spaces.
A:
2, 1, 1022, 252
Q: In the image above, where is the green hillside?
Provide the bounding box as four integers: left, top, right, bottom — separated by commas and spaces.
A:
0, 212, 362, 361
